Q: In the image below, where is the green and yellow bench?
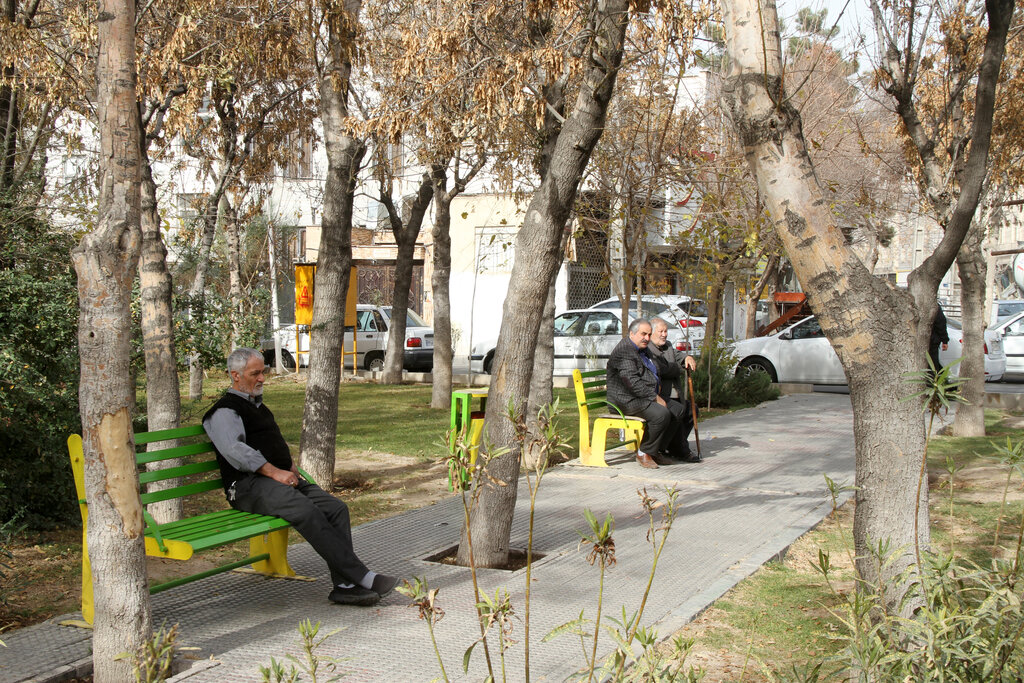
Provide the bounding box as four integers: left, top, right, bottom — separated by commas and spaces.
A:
67, 424, 308, 625
572, 369, 645, 467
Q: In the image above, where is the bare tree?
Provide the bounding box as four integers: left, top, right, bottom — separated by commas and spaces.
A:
720, 0, 1013, 611
298, 0, 365, 488
71, 0, 151, 676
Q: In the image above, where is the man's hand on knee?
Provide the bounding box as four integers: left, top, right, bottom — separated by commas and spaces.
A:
258, 462, 299, 487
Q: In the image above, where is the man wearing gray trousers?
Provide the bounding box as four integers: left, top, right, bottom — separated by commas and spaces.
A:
203, 348, 397, 606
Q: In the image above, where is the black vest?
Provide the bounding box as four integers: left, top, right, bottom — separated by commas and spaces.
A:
203, 392, 293, 489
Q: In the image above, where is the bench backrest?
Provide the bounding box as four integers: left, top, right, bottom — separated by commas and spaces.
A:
68, 424, 223, 522
572, 368, 613, 426
135, 424, 224, 505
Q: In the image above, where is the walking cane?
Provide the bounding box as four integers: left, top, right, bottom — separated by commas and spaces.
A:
686, 373, 702, 460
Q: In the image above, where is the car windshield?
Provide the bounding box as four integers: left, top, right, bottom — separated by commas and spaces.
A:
593, 299, 670, 316
998, 302, 1024, 319
381, 306, 428, 327
676, 300, 708, 317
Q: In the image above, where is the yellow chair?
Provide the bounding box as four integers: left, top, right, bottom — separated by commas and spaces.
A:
572, 369, 646, 467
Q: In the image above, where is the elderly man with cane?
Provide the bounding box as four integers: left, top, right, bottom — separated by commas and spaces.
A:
648, 317, 702, 463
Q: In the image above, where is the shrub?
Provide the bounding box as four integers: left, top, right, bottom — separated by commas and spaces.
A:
0, 210, 80, 528
691, 335, 779, 408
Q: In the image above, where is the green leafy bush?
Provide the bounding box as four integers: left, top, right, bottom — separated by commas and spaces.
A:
0, 210, 80, 528
690, 335, 779, 408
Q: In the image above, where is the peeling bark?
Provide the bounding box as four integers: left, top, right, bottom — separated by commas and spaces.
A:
73, 0, 151, 676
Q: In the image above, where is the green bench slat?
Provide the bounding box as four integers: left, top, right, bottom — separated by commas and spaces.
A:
138, 460, 219, 485
135, 424, 206, 444
140, 479, 223, 505
147, 509, 291, 552
136, 441, 216, 465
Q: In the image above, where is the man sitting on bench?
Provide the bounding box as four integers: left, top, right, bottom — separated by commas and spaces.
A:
607, 318, 698, 469
203, 348, 398, 606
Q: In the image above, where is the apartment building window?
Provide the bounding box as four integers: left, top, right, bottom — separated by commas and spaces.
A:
476, 226, 517, 273
290, 228, 307, 261
176, 193, 204, 227
279, 135, 313, 179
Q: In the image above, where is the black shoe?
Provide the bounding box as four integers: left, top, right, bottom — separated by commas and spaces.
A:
371, 573, 399, 597
679, 450, 702, 463
329, 585, 380, 606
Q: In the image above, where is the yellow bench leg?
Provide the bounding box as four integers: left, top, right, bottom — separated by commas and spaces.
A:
583, 420, 644, 468
249, 529, 297, 577
80, 526, 94, 625
583, 428, 611, 467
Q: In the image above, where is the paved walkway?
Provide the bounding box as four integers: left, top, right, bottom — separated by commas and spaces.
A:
2, 393, 856, 683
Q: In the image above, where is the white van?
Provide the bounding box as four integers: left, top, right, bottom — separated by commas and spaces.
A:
262, 304, 434, 372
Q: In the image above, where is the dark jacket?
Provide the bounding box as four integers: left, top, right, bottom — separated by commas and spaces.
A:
203, 392, 292, 492
606, 337, 660, 415
648, 341, 683, 401
930, 307, 949, 348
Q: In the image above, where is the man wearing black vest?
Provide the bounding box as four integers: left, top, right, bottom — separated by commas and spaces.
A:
203, 348, 397, 606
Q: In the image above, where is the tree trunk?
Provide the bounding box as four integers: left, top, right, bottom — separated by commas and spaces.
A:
224, 195, 243, 349
298, 0, 364, 489
73, 0, 151, 677
139, 146, 182, 524
186, 196, 223, 400
380, 172, 433, 384
720, 0, 1012, 614
457, 0, 632, 568
745, 251, 779, 338
524, 256, 560, 468
429, 173, 455, 409
952, 220, 987, 436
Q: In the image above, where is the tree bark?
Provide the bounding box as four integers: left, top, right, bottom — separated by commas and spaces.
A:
139, 144, 182, 524
429, 168, 455, 408
721, 0, 1012, 614
224, 195, 243, 349
429, 157, 485, 407
952, 219, 987, 435
457, 0, 632, 568
186, 195, 224, 400
72, 0, 151, 677
524, 253, 561, 468
298, 0, 364, 489
379, 171, 433, 383
745, 251, 779, 338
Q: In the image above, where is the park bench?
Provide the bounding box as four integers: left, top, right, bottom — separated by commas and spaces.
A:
572, 369, 645, 467
67, 424, 307, 626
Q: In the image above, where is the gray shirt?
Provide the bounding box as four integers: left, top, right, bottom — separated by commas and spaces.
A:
202, 388, 270, 473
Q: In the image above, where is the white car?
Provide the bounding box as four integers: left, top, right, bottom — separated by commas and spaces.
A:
589, 295, 707, 349
989, 310, 1024, 379
470, 308, 690, 376
261, 304, 434, 371
734, 315, 1005, 384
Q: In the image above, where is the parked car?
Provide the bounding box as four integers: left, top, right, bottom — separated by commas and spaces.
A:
989, 310, 1024, 379
589, 295, 707, 348
993, 299, 1024, 323
733, 315, 1005, 384
261, 304, 434, 372
470, 308, 690, 376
